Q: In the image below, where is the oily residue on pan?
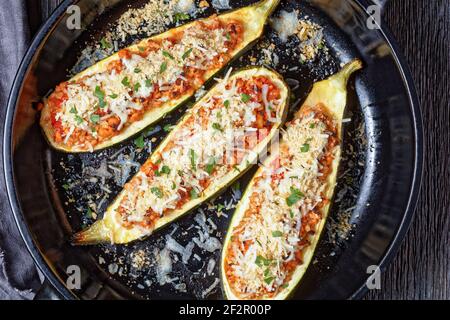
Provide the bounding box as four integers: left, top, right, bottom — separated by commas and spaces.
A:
50, 0, 365, 299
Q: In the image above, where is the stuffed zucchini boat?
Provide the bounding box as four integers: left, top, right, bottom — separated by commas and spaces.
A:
40, 0, 280, 152
221, 60, 363, 300
72, 66, 290, 244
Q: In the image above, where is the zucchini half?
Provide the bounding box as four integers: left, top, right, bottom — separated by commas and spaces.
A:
72, 66, 290, 245
221, 60, 363, 300
40, 0, 281, 152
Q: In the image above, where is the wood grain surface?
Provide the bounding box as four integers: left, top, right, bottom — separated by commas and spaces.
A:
30, 0, 450, 300
365, 0, 450, 300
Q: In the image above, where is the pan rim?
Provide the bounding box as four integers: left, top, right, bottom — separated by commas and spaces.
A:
2, 0, 423, 300
3, 0, 77, 299
348, 0, 423, 300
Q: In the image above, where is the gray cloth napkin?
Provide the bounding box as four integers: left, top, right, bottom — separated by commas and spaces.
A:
0, 0, 42, 300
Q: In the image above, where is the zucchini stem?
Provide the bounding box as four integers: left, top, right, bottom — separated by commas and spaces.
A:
254, 0, 281, 19
333, 59, 363, 87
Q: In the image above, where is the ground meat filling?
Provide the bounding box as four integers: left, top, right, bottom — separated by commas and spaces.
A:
224, 104, 339, 299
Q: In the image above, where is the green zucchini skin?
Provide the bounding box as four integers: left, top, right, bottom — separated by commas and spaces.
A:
40, 0, 281, 153
72, 66, 290, 245
221, 60, 363, 300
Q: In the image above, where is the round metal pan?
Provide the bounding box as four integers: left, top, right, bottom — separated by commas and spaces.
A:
3, 0, 422, 299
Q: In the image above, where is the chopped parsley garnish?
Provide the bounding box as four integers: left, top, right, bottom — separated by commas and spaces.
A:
271, 230, 283, 237
205, 158, 216, 175
255, 255, 264, 267
134, 135, 145, 149
94, 86, 105, 99
94, 86, 107, 108
160, 165, 171, 175
134, 82, 141, 92
86, 207, 93, 218
100, 38, 112, 49
212, 122, 223, 132
162, 50, 174, 60
225, 32, 231, 41
309, 123, 315, 129
189, 149, 197, 171
286, 186, 304, 206
255, 255, 272, 267
163, 124, 173, 132
138, 46, 145, 52
74, 115, 84, 125
171, 181, 177, 190
190, 188, 199, 199
182, 48, 193, 60
90, 114, 100, 124
241, 93, 251, 103
174, 12, 190, 22
121, 76, 130, 87
151, 187, 163, 198
70, 106, 77, 114
109, 93, 118, 99
289, 210, 295, 218
155, 164, 171, 176
264, 276, 275, 285
145, 78, 152, 87
300, 143, 310, 153
134, 67, 142, 73
223, 100, 230, 108
62, 183, 70, 190
160, 61, 167, 73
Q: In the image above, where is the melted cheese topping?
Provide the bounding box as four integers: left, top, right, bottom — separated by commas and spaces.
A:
224, 109, 339, 299
48, 18, 242, 149
116, 72, 283, 230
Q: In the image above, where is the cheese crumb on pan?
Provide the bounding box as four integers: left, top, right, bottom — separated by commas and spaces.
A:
270, 10, 325, 62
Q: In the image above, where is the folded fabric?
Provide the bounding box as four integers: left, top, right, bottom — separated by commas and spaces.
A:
0, 0, 42, 300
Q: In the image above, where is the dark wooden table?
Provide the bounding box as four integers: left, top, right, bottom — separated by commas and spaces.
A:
364, 0, 449, 300
29, 0, 449, 300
